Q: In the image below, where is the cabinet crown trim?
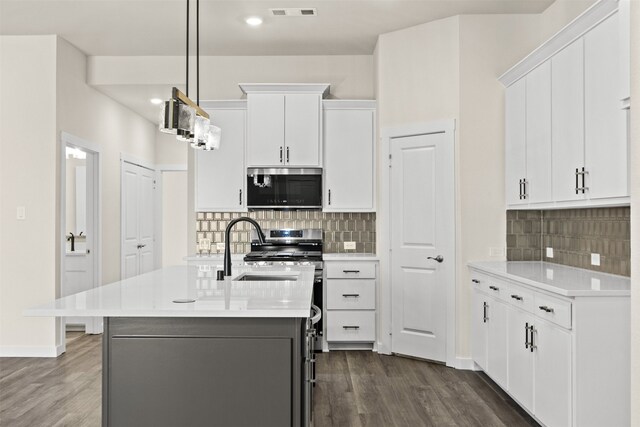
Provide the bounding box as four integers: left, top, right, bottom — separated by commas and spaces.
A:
498, 0, 619, 87
239, 83, 330, 96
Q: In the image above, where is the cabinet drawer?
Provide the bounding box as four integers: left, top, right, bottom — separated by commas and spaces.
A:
534, 293, 572, 329
481, 276, 511, 302
326, 262, 376, 279
326, 311, 375, 342
326, 279, 375, 310
505, 283, 535, 313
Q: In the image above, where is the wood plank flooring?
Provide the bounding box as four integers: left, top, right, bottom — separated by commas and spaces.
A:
0, 334, 538, 426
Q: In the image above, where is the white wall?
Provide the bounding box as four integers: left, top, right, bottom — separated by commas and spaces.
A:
161, 171, 188, 267
629, 0, 639, 423
56, 37, 156, 286
0, 36, 59, 356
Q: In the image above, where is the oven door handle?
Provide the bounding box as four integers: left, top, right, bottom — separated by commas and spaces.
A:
310, 304, 322, 325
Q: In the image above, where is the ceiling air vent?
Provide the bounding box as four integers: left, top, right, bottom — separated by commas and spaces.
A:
269, 8, 317, 17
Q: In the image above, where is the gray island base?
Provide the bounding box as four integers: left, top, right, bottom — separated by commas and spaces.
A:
103, 316, 310, 427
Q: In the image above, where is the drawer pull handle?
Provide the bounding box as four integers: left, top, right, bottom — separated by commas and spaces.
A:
538, 305, 554, 313
510, 294, 523, 301
471, 279, 480, 284
489, 285, 499, 291
342, 294, 360, 298
342, 325, 360, 330
343, 270, 360, 273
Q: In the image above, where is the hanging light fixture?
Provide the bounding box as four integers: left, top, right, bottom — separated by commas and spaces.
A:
158, 0, 221, 151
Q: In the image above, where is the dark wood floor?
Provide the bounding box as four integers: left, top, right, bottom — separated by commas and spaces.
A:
0, 334, 538, 427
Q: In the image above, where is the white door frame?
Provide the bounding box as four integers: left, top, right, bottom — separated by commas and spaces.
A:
120, 153, 156, 279
59, 132, 103, 347
378, 119, 457, 368
154, 164, 188, 268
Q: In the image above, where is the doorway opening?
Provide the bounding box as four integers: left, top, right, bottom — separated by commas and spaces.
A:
60, 133, 102, 349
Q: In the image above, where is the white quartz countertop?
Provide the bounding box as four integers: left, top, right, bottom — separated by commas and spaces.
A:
25, 264, 315, 318
184, 254, 245, 262
323, 253, 378, 261
468, 261, 630, 297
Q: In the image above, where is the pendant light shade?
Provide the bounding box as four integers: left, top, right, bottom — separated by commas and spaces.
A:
206, 125, 222, 150
159, 99, 195, 135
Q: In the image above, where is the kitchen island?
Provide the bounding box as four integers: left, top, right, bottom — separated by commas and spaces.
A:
26, 264, 318, 427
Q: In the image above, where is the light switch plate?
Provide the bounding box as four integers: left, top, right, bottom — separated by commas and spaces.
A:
546, 247, 554, 258
344, 241, 356, 250
591, 253, 601, 266
16, 206, 25, 220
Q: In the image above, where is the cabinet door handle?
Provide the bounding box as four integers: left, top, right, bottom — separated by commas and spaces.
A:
279, 146, 283, 163
342, 325, 360, 330
489, 285, 499, 291
510, 294, 523, 301
581, 167, 588, 194
342, 270, 360, 274
522, 179, 528, 199
286, 147, 290, 163
342, 294, 360, 298
538, 305, 554, 313
471, 279, 480, 284
483, 301, 488, 323
239, 189, 242, 205
328, 189, 331, 205
137, 244, 146, 249
525, 322, 530, 349
529, 325, 536, 352
575, 168, 580, 194
519, 179, 523, 199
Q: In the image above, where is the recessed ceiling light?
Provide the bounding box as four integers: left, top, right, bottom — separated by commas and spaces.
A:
150, 98, 163, 105
245, 16, 263, 27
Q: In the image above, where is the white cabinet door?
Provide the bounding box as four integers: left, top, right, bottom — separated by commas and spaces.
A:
525, 61, 552, 204
196, 109, 246, 211
284, 94, 321, 166
323, 109, 374, 211
472, 290, 488, 371
247, 94, 285, 167
534, 320, 572, 427
552, 39, 586, 202
487, 298, 508, 388
505, 78, 527, 206
584, 12, 628, 200
507, 307, 534, 411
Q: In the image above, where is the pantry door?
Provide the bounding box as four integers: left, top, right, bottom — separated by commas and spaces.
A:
390, 128, 455, 363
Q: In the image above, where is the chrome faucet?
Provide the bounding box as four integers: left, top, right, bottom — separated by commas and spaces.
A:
223, 217, 265, 277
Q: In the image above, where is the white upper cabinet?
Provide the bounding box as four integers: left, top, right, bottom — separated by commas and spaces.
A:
195, 103, 247, 212
505, 79, 527, 206
525, 62, 552, 204
584, 12, 628, 200
552, 39, 585, 202
242, 84, 328, 168
323, 102, 376, 212
500, 1, 629, 209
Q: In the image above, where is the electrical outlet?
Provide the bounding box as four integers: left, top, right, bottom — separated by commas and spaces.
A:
344, 241, 356, 250
546, 247, 554, 258
16, 206, 25, 220
591, 253, 601, 266
489, 247, 505, 257
216, 243, 225, 252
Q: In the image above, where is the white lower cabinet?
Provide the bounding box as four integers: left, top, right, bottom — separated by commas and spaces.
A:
324, 260, 377, 350
470, 267, 629, 427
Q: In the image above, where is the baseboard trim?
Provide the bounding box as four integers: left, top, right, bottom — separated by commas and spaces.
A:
452, 357, 477, 370
0, 344, 65, 358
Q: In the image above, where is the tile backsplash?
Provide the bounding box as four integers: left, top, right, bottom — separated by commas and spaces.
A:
507, 207, 630, 276
196, 211, 376, 254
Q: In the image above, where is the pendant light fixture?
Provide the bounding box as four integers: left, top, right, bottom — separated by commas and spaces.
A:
159, 0, 221, 151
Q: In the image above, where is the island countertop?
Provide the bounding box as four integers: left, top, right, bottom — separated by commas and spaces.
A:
25, 264, 315, 318
468, 261, 630, 297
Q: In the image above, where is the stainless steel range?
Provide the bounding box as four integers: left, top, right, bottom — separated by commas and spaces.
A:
244, 228, 324, 349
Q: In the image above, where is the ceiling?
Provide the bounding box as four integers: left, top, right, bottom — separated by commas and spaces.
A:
1, 0, 554, 124
1, 0, 554, 56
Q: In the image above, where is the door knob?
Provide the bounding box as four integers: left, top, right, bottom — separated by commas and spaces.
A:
137, 244, 146, 249
427, 255, 444, 263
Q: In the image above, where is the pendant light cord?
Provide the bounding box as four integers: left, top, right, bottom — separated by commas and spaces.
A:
197, 0, 200, 106
186, 0, 189, 97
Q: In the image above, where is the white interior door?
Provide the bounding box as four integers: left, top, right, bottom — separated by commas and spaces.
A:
390, 131, 454, 362
122, 161, 155, 279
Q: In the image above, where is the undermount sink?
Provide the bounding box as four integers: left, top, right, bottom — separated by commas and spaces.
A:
233, 273, 298, 282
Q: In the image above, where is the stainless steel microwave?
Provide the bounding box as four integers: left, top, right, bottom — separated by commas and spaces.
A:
247, 168, 322, 210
